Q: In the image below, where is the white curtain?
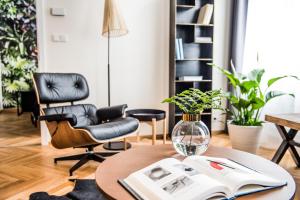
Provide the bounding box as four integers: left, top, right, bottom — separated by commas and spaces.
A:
243, 0, 300, 149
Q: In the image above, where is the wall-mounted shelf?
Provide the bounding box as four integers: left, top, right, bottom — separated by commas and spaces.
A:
169, 0, 214, 133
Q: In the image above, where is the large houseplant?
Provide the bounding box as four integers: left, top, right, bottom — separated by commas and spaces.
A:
163, 88, 223, 156
212, 62, 298, 153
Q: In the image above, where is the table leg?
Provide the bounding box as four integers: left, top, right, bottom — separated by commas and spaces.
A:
272, 140, 289, 164
136, 131, 140, 143
124, 138, 128, 151
163, 118, 167, 144
272, 125, 300, 166
152, 118, 157, 145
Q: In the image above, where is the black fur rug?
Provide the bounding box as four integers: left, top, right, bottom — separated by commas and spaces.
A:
29, 179, 107, 200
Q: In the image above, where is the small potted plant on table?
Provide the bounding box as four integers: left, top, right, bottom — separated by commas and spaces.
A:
163, 88, 223, 156
212, 63, 298, 154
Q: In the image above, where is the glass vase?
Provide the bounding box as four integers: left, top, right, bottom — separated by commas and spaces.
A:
172, 114, 210, 156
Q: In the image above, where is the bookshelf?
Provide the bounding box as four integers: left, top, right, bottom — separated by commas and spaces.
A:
169, 0, 214, 133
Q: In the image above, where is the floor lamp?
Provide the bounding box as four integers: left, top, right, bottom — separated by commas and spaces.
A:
102, 0, 130, 150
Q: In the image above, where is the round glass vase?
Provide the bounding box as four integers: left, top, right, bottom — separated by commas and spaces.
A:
172, 114, 210, 156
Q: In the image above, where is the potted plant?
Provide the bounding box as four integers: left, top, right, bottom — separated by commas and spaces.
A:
1, 56, 36, 107
212, 63, 298, 153
163, 88, 223, 156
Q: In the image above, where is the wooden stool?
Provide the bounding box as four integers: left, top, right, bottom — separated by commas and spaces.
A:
126, 109, 167, 145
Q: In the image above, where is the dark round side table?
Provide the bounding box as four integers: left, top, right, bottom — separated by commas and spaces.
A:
126, 109, 167, 145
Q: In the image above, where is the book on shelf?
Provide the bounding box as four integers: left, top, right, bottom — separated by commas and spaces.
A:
195, 37, 212, 43
119, 156, 286, 200
197, 4, 214, 25
178, 38, 184, 60
178, 76, 203, 81
175, 39, 180, 59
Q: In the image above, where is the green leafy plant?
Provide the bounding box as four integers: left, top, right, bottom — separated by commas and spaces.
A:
0, 0, 37, 107
1, 56, 36, 106
162, 88, 223, 114
211, 62, 299, 126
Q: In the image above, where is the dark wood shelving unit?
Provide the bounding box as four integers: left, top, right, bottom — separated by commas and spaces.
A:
169, 0, 214, 133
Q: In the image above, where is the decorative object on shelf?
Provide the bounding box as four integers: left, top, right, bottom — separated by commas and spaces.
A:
175, 38, 184, 60
211, 61, 299, 154
194, 37, 212, 43
178, 76, 203, 81
102, 0, 129, 150
197, 4, 214, 25
163, 88, 223, 156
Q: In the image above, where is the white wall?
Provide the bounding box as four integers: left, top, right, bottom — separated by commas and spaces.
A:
36, 0, 232, 144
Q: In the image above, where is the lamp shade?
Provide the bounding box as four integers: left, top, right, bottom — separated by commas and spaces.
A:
102, 0, 128, 37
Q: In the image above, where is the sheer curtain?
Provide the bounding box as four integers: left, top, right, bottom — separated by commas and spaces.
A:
243, 0, 300, 149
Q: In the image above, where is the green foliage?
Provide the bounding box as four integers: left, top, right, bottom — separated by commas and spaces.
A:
162, 88, 224, 114
210, 62, 299, 126
0, 0, 37, 107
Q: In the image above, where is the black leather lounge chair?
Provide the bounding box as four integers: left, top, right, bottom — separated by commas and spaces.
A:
33, 73, 139, 175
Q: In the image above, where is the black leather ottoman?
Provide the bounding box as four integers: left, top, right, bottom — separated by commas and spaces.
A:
126, 109, 167, 145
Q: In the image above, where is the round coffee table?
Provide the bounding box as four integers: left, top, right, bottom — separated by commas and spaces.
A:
95, 145, 296, 200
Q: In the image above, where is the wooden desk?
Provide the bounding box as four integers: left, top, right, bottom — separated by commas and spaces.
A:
265, 114, 300, 167
95, 145, 296, 200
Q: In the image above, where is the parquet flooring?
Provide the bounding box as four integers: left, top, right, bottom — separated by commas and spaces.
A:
0, 109, 299, 199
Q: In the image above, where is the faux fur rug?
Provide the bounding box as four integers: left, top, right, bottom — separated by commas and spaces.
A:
29, 179, 107, 200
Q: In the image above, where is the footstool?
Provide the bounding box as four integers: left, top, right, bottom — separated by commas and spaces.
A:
126, 109, 167, 145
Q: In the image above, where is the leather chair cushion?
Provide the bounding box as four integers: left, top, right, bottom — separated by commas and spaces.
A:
34, 73, 89, 104
78, 117, 139, 141
97, 104, 127, 122
43, 104, 98, 127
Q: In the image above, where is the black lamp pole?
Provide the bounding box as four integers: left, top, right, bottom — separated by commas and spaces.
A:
103, 27, 132, 151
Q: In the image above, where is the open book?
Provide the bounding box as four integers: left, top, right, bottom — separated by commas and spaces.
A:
119, 156, 286, 200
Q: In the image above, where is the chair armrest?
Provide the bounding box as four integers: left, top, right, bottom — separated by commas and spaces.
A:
39, 113, 77, 126
97, 104, 128, 122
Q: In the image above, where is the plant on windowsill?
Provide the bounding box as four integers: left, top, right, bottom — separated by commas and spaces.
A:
210, 62, 299, 154
162, 88, 223, 156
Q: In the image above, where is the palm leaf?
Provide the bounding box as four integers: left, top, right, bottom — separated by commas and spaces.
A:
267, 75, 299, 87
265, 90, 295, 103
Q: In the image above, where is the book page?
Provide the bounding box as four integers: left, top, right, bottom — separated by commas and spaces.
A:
183, 156, 285, 194
124, 158, 231, 200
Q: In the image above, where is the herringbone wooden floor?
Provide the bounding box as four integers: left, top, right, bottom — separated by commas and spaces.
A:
0, 109, 299, 199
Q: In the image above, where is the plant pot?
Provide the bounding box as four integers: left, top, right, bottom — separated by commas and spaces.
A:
227, 122, 263, 154
171, 114, 211, 156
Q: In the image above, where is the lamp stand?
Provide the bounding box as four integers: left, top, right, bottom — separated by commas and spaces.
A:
103, 28, 132, 151
107, 28, 111, 106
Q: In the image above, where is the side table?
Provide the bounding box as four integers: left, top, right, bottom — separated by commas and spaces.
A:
126, 109, 167, 145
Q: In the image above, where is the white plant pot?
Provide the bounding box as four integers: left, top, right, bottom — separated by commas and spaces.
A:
227, 122, 263, 154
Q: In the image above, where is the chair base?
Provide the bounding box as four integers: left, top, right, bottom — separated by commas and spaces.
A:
103, 141, 132, 151
54, 146, 118, 176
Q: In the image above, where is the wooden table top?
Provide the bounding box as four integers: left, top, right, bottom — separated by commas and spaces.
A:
265, 113, 300, 130
95, 145, 296, 200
